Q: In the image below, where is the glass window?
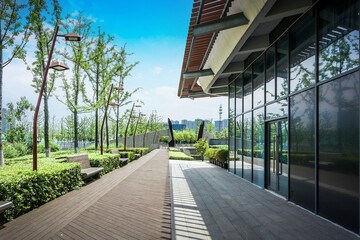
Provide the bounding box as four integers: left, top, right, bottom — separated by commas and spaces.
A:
235, 116, 243, 177
236, 75, 243, 115
229, 118, 236, 174
253, 56, 265, 107
290, 11, 316, 93
243, 69, 252, 112
319, 71, 359, 233
276, 34, 289, 98
253, 108, 264, 187
266, 99, 288, 120
243, 112, 252, 182
266, 46, 276, 102
289, 89, 316, 212
229, 81, 235, 118
319, 0, 359, 81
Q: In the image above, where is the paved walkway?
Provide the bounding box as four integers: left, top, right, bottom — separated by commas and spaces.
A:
0, 149, 171, 240
170, 160, 359, 240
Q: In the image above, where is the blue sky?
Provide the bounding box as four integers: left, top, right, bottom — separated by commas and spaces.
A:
4, 0, 228, 123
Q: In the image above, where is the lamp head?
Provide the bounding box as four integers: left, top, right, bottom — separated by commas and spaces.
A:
49, 62, 69, 71
64, 33, 81, 42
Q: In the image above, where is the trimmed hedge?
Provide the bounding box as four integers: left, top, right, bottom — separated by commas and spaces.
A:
0, 162, 83, 224
119, 151, 135, 161
215, 149, 229, 162
169, 151, 194, 160
88, 153, 120, 176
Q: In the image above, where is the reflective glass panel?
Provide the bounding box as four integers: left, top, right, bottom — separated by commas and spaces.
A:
319, 71, 359, 233
253, 108, 264, 187
243, 112, 252, 182
229, 81, 235, 118
236, 75, 243, 115
235, 116, 243, 177
229, 118, 236, 173
244, 70, 252, 112
266, 99, 288, 120
266, 46, 276, 102
289, 89, 315, 212
253, 56, 265, 107
290, 11, 316, 92
276, 35, 288, 98
319, 0, 359, 81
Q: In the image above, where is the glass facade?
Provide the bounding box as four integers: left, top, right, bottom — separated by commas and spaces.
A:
227, 0, 360, 234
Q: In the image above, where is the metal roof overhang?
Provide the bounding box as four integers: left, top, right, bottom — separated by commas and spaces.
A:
178, 0, 314, 99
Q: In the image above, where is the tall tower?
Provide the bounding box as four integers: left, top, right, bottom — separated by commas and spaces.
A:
219, 104, 222, 132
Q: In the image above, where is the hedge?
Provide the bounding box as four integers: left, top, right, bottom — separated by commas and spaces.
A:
119, 151, 135, 161
88, 153, 120, 176
169, 151, 194, 160
215, 149, 229, 162
0, 162, 83, 224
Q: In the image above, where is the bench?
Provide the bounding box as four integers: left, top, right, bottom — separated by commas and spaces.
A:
134, 154, 141, 159
0, 201, 13, 213
67, 154, 104, 179
111, 150, 129, 166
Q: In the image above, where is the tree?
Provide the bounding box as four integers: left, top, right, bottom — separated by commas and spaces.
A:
26, 0, 61, 157
5, 96, 34, 143
57, 12, 94, 153
0, 0, 34, 165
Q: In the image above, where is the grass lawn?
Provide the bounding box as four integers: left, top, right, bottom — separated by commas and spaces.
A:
168, 151, 194, 160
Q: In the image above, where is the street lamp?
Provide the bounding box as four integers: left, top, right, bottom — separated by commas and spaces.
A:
133, 112, 143, 148
100, 84, 124, 155
33, 25, 80, 171
124, 103, 141, 150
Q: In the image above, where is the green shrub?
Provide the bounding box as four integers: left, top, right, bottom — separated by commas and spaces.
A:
0, 162, 83, 224
37, 141, 60, 153
169, 147, 180, 152
160, 136, 169, 143
194, 138, 209, 159
205, 148, 217, 159
14, 143, 28, 156
215, 149, 229, 162
3, 143, 19, 158
119, 151, 135, 161
88, 154, 120, 176
169, 151, 194, 160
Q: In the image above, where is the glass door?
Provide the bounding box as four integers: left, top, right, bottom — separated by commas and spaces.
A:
266, 120, 288, 197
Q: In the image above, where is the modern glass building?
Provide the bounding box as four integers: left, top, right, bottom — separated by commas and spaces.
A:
178, 0, 360, 234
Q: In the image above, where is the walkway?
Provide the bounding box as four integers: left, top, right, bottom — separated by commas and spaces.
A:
170, 160, 358, 240
0, 149, 171, 240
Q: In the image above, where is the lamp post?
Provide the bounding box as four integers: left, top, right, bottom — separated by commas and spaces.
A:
124, 103, 141, 150
33, 26, 80, 171
133, 112, 143, 148
100, 84, 124, 155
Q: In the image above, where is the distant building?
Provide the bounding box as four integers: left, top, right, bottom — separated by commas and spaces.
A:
1, 108, 9, 134
215, 119, 228, 132
172, 124, 186, 131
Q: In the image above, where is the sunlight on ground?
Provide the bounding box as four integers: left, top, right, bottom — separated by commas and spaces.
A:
171, 160, 211, 240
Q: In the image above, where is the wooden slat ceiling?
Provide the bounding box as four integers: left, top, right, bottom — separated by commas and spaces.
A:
178, 0, 231, 98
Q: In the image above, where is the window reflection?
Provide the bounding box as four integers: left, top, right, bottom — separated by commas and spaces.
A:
236, 76, 243, 115
236, 116, 243, 177
266, 47, 276, 102
290, 11, 316, 93
319, 0, 359, 81
266, 100, 288, 120
244, 70, 252, 112
229, 81, 235, 118
289, 89, 315, 212
253, 56, 265, 107
229, 118, 236, 173
243, 112, 252, 182
276, 35, 289, 98
253, 108, 264, 187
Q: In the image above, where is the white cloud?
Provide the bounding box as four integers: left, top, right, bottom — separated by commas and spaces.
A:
155, 86, 177, 97
152, 66, 163, 75
71, 10, 79, 17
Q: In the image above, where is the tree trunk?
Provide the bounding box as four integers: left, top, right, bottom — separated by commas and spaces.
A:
74, 109, 78, 153
0, 36, 3, 166
44, 87, 50, 157
115, 103, 119, 148
106, 114, 109, 149
95, 69, 99, 150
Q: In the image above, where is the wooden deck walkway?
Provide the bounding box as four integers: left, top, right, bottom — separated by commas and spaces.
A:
0, 149, 171, 240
